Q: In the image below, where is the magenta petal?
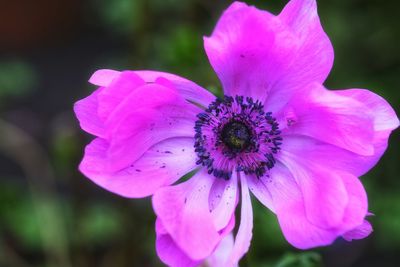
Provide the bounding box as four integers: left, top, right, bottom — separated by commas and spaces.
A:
79, 137, 197, 198
152, 170, 220, 260
134, 70, 215, 107
342, 220, 373, 242
89, 69, 120, 86
204, 0, 333, 109
105, 82, 185, 130
74, 89, 105, 137
155, 219, 200, 267
97, 71, 145, 121
283, 84, 375, 156
227, 175, 253, 266
104, 84, 199, 171
268, 163, 340, 249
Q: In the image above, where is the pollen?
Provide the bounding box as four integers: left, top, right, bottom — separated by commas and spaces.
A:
221, 121, 251, 151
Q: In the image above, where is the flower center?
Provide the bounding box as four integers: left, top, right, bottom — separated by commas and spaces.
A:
194, 95, 282, 180
221, 121, 251, 151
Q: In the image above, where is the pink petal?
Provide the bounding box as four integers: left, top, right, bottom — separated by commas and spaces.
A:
278, 148, 349, 229
89, 69, 120, 86
342, 220, 373, 241
204, 1, 333, 110
204, 2, 293, 102
268, 156, 369, 249
267, 163, 340, 249
334, 89, 399, 132
155, 219, 200, 267
267, 0, 335, 112
74, 89, 105, 137
79, 137, 197, 198
282, 84, 375, 156
152, 170, 220, 260
209, 172, 238, 231
105, 82, 185, 130
278, 0, 333, 84
340, 173, 368, 230
280, 132, 394, 179
155, 216, 236, 267
227, 174, 253, 266
134, 70, 215, 107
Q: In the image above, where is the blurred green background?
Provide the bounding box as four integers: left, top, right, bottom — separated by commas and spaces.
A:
0, 0, 399, 266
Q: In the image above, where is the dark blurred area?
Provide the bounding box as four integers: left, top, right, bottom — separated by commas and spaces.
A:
0, 0, 399, 266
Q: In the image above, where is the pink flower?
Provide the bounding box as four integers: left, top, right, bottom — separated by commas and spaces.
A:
74, 0, 399, 266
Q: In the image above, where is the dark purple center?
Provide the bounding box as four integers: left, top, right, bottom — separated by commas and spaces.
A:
221, 120, 251, 152
194, 95, 282, 180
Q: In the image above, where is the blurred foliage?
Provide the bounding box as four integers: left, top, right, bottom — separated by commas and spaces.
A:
274, 252, 322, 267
0, 182, 42, 249
0, 0, 399, 266
0, 60, 37, 100
94, 0, 142, 35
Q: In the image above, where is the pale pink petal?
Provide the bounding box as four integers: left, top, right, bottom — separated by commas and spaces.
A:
342, 220, 373, 241
247, 174, 274, 213
209, 178, 229, 212
207, 234, 236, 267
134, 70, 215, 107
152, 170, 220, 260
204, 1, 333, 109
220, 214, 236, 237
88, 69, 120, 87
227, 174, 253, 266
73, 89, 105, 137
282, 84, 375, 156
209, 172, 238, 231
79, 137, 197, 198
278, 148, 349, 229
155, 219, 200, 267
